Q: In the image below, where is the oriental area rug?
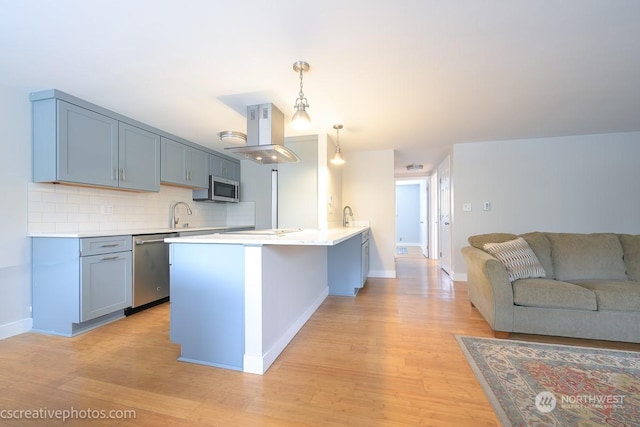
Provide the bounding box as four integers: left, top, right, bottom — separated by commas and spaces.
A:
456, 336, 640, 427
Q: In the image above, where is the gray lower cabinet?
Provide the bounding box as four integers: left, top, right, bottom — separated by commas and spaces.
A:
32, 235, 133, 336
161, 137, 209, 189
32, 98, 160, 191
328, 232, 366, 296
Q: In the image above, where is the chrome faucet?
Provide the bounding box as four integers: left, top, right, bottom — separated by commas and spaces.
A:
171, 201, 193, 229
342, 205, 354, 228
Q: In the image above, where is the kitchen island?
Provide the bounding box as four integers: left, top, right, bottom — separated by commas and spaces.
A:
165, 227, 369, 374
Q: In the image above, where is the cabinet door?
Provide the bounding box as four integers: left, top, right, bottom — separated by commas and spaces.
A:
80, 251, 132, 321
119, 123, 160, 191
189, 148, 209, 189
210, 154, 240, 180
209, 154, 224, 177
229, 160, 241, 181
58, 101, 119, 187
161, 137, 189, 186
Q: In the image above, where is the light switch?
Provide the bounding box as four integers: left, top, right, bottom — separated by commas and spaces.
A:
462, 203, 472, 212
483, 201, 491, 211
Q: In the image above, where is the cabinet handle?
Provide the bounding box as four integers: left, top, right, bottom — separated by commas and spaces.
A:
100, 256, 119, 261
135, 238, 166, 245
100, 243, 119, 248
188, 171, 192, 181
121, 168, 126, 182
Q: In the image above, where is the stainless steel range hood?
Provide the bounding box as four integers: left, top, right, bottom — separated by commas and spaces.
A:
225, 104, 301, 164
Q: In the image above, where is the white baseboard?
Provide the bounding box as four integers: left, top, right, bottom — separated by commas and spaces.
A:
368, 270, 396, 278
0, 317, 33, 340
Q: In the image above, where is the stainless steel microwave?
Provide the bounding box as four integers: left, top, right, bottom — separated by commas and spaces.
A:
193, 175, 239, 203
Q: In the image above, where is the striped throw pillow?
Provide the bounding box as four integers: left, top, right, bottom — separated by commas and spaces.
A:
483, 237, 546, 282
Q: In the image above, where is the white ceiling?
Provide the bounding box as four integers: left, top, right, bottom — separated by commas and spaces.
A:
2, 1, 640, 174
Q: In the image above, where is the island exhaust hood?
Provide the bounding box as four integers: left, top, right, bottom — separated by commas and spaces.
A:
225, 104, 301, 164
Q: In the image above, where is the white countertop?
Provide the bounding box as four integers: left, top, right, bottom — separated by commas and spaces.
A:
165, 226, 369, 246
28, 225, 252, 238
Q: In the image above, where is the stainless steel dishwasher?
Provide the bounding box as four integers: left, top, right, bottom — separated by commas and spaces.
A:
127, 232, 177, 315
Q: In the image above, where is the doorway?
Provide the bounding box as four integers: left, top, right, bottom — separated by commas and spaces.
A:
395, 179, 428, 258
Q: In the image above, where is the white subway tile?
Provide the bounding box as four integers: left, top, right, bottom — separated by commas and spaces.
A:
56, 203, 79, 213
42, 212, 68, 223
56, 223, 80, 233
42, 192, 68, 203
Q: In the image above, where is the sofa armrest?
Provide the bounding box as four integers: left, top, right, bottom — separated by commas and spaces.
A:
461, 246, 514, 332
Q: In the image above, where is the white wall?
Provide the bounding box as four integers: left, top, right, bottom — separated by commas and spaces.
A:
396, 183, 421, 244
278, 135, 319, 229
325, 134, 343, 228
342, 149, 396, 278
0, 85, 32, 338
240, 159, 273, 229
452, 131, 640, 278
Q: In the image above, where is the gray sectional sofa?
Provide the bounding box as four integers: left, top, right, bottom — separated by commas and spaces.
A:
461, 232, 640, 343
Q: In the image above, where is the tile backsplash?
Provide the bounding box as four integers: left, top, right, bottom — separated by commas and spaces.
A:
28, 183, 255, 234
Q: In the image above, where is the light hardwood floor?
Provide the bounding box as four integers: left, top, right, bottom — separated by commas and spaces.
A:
1, 258, 638, 426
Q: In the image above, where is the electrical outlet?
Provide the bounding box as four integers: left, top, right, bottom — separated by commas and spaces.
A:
462, 203, 472, 212
483, 201, 491, 211
101, 205, 113, 215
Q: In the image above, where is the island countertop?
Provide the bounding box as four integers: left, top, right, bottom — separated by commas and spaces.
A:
164, 226, 369, 246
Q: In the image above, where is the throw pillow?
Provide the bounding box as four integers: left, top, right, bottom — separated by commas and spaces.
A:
483, 237, 546, 282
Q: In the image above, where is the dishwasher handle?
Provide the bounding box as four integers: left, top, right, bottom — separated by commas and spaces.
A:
135, 238, 167, 245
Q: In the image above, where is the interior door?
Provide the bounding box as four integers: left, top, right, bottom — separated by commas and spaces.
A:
438, 157, 452, 275
420, 180, 429, 257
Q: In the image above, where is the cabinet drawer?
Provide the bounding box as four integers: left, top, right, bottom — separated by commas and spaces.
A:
80, 235, 132, 256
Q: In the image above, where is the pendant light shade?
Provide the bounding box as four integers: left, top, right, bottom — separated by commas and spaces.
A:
331, 124, 346, 165
291, 104, 311, 130
291, 61, 311, 130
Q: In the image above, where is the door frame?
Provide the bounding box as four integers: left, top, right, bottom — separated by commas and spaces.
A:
395, 178, 429, 257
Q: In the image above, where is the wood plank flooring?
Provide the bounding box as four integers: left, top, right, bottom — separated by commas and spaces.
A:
1, 258, 639, 426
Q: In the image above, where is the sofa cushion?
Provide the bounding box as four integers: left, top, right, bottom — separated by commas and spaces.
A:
512, 278, 597, 310
570, 280, 640, 312
620, 234, 640, 281
547, 233, 627, 281
521, 232, 554, 279
468, 233, 518, 249
483, 237, 546, 282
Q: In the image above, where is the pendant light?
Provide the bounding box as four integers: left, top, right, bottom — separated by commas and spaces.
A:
331, 124, 345, 165
291, 61, 311, 130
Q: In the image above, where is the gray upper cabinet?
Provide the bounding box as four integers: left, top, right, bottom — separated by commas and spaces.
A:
190, 148, 209, 188
34, 99, 119, 187
161, 137, 209, 189
118, 122, 161, 191
31, 89, 230, 193
32, 97, 160, 192
210, 153, 241, 181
